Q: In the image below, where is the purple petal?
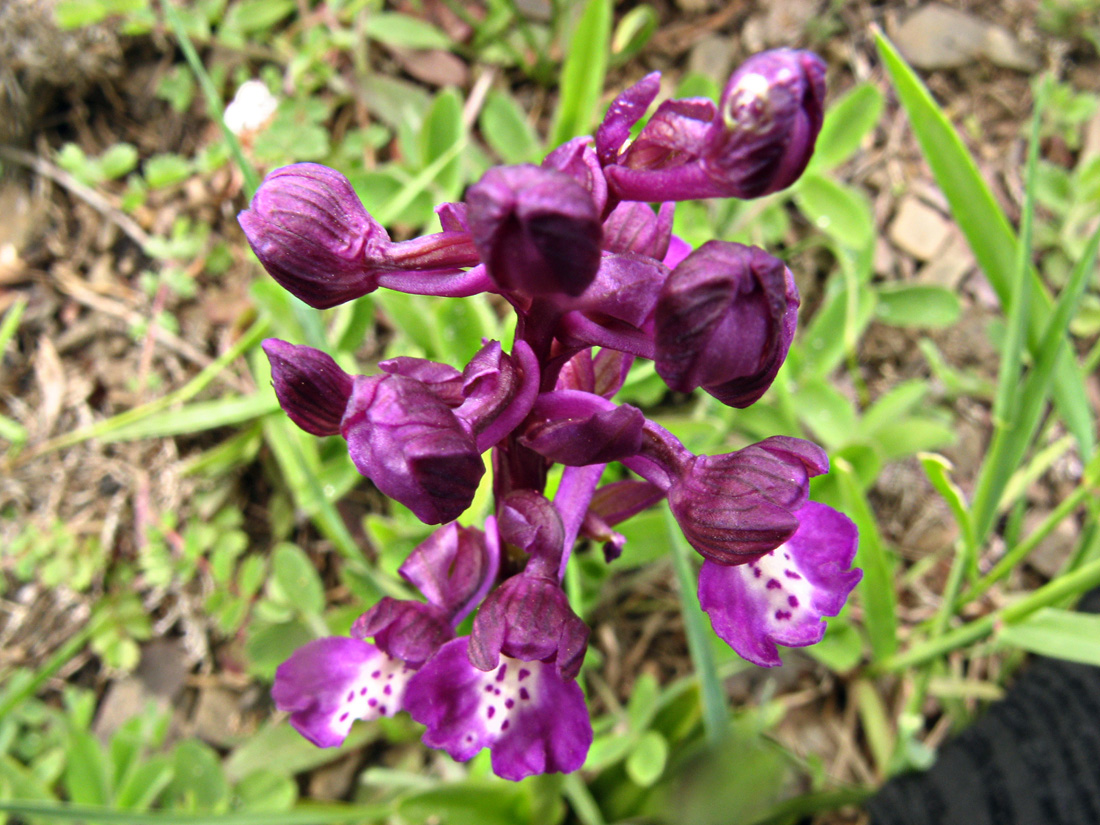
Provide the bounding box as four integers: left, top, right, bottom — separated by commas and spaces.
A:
263, 339, 353, 436
351, 598, 454, 666
272, 637, 416, 747
405, 638, 592, 781
342, 374, 483, 525
378, 357, 464, 406
698, 502, 861, 667
595, 71, 661, 165
542, 137, 608, 217
399, 523, 499, 622
466, 165, 603, 298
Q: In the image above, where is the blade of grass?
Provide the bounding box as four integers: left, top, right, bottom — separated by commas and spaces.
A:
549, 0, 611, 147
0, 296, 26, 355
874, 30, 1095, 458
968, 76, 1047, 549
104, 394, 279, 441
373, 134, 468, 227
0, 801, 390, 825
835, 459, 897, 661
162, 0, 259, 197
664, 505, 729, 743
876, 555, 1100, 672
972, 195, 1100, 545
13, 318, 268, 463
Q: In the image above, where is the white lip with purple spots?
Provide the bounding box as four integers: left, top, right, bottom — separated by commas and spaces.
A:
747, 545, 814, 628
330, 652, 415, 739
463, 657, 537, 746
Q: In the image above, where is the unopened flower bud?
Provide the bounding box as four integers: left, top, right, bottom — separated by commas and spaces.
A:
343, 374, 484, 524
466, 165, 602, 298
239, 164, 387, 309
703, 49, 826, 198
263, 339, 353, 436
655, 241, 798, 408
668, 436, 828, 564
542, 138, 608, 217
521, 391, 645, 467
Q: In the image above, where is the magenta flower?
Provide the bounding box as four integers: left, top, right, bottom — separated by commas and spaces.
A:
255, 48, 862, 783
698, 502, 861, 666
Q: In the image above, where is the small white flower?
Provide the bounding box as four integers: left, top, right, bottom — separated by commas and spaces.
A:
223, 80, 278, 136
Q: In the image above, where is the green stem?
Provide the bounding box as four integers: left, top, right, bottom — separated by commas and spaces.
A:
877, 556, 1100, 672
162, 0, 260, 197
562, 774, 606, 825
664, 507, 728, 743
962, 482, 1094, 605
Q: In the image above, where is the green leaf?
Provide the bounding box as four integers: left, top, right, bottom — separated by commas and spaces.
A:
793, 377, 858, 449
625, 730, 668, 787
363, 13, 451, 50
99, 144, 140, 180
244, 620, 314, 681
999, 608, 1100, 666
611, 4, 657, 64
793, 173, 873, 250
225, 723, 378, 783
799, 284, 877, 379
63, 729, 112, 805
420, 88, 464, 198
144, 154, 193, 188
875, 30, 1094, 457
105, 394, 278, 441
221, 0, 294, 34
480, 89, 541, 164
861, 380, 928, 434
919, 453, 974, 552
874, 283, 961, 328
114, 759, 174, 811
870, 416, 955, 462
398, 783, 527, 825
550, 0, 612, 146
811, 83, 885, 171
626, 672, 660, 732
55, 0, 108, 28
804, 619, 863, 671
271, 543, 325, 617
234, 770, 297, 812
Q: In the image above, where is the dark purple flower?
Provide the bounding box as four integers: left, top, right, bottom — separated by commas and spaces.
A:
595, 71, 662, 166
454, 341, 540, 452
521, 390, 645, 467
601, 50, 825, 202
263, 339, 353, 436
351, 598, 455, 667
702, 49, 827, 198
405, 638, 592, 781
698, 502, 861, 667
240, 164, 484, 309
601, 201, 674, 260
272, 637, 416, 747
542, 137, 608, 217
667, 436, 829, 564
399, 522, 500, 625
465, 164, 603, 298
239, 164, 386, 309
378, 357, 465, 406
655, 241, 798, 408
342, 374, 483, 524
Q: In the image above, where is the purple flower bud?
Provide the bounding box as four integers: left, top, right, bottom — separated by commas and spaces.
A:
469, 573, 589, 679
342, 374, 483, 524
466, 165, 603, 298
521, 391, 645, 467
262, 339, 353, 436
454, 341, 540, 453
702, 49, 826, 198
655, 241, 798, 408
399, 523, 500, 624
542, 138, 608, 217
239, 164, 387, 309
556, 348, 632, 399
497, 490, 566, 575
601, 201, 674, 260
667, 436, 828, 564
602, 50, 825, 202
351, 598, 454, 667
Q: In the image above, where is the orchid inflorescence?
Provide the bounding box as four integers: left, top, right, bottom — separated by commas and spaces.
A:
240, 48, 862, 782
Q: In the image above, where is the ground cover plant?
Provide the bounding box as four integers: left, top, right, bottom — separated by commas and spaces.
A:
1, 1, 1100, 824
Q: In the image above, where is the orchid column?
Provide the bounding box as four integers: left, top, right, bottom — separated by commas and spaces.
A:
240, 48, 861, 781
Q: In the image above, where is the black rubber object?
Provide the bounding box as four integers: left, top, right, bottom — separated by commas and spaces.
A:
867, 590, 1100, 825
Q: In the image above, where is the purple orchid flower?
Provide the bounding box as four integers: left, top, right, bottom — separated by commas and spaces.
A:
252, 48, 862, 783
